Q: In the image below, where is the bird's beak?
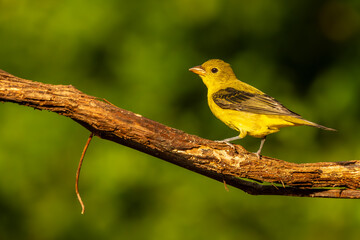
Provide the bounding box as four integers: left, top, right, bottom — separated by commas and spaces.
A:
189, 65, 206, 76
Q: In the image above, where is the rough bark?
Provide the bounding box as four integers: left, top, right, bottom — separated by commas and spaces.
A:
1, 69, 359, 199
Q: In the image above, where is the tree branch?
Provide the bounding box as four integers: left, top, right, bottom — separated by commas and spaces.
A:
1, 69, 359, 199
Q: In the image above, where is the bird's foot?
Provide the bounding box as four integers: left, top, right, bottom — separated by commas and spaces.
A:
253, 151, 262, 159
215, 140, 236, 150
215, 135, 241, 150
253, 137, 266, 159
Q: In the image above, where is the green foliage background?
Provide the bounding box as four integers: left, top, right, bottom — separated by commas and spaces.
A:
1, 0, 360, 239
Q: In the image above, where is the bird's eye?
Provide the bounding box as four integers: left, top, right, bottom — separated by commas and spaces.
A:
211, 68, 218, 73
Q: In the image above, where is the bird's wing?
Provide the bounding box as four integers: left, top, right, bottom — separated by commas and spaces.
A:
212, 87, 301, 116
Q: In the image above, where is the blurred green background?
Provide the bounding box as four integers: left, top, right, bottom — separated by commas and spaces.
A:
1, 0, 360, 239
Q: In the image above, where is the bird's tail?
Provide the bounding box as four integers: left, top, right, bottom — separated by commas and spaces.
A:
302, 119, 336, 131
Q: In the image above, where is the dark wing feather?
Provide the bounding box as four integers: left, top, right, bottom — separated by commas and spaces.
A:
212, 87, 300, 117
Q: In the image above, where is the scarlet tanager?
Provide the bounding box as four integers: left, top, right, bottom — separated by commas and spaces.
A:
189, 59, 335, 158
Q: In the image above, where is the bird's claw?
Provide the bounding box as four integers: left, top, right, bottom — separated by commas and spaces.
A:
253, 151, 262, 159
215, 140, 236, 150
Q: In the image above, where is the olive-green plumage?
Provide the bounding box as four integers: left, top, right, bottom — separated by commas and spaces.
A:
189, 59, 335, 157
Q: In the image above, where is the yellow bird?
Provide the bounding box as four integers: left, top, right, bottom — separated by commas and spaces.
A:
189, 59, 335, 158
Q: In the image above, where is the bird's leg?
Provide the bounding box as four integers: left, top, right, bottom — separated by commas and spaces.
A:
254, 136, 267, 159
221, 136, 241, 142
216, 136, 241, 148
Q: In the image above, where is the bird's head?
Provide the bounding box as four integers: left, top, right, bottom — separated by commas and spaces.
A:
189, 59, 236, 88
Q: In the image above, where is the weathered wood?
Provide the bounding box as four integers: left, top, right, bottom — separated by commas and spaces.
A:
1, 69, 359, 198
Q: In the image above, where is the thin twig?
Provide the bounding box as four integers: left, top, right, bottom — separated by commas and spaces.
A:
76, 132, 94, 214
223, 180, 229, 192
